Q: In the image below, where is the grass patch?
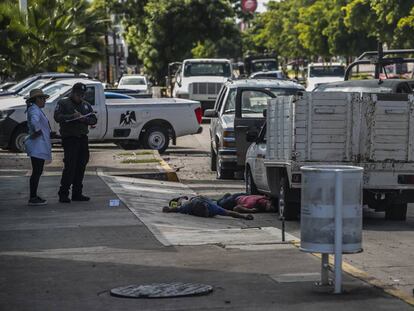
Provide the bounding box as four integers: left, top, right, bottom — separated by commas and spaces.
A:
121, 158, 160, 164
134, 151, 154, 155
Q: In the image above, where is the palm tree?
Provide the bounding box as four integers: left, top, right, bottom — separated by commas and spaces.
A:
1, 0, 107, 79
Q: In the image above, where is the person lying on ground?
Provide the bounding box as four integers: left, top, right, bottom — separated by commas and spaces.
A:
217, 193, 275, 213
162, 196, 253, 220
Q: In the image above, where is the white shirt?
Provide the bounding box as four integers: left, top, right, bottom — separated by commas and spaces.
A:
25, 104, 52, 160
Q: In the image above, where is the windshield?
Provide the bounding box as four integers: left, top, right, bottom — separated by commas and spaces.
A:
120, 77, 146, 85
183, 62, 231, 77
18, 80, 51, 96
223, 87, 301, 115
8, 76, 37, 92
251, 60, 277, 72
42, 82, 71, 99
309, 65, 345, 77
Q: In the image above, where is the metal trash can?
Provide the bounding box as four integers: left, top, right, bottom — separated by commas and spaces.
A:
300, 165, 363, 254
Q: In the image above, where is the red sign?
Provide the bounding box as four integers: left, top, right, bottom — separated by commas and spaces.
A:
241, 0, 258, 13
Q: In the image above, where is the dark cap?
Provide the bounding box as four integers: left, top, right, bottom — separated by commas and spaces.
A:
72, 82, 87, 94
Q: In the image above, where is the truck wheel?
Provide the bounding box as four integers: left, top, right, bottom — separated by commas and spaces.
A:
385, 204, 407, 221
216, 155, 233, 179
245, 167, 258, 194
143, 126, 169, 153
210, 145, 217, 171
278, 176, 299, 221
118, 140, 140, 150
10, 126, 28, 152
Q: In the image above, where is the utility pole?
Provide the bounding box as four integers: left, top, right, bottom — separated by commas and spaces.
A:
112, 28, 118, 82
105, 0, 111, 84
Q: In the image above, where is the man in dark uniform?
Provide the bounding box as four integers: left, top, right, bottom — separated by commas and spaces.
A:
54, 82, 97, 203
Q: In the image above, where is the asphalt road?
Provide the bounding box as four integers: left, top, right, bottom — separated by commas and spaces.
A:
0, 126, 413, 299
163, 123, 414, 298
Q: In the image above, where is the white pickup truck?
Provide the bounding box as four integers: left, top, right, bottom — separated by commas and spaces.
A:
245, 91, 414, 221
306, 63, 345, 91
173, 58, 232, 111
0, 78, 202, 153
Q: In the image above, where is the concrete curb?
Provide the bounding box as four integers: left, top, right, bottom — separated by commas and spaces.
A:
290, 240, 414, 306
154, 151, 179, 182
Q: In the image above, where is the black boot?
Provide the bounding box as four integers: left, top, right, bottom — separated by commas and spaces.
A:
72, 194, 90, 202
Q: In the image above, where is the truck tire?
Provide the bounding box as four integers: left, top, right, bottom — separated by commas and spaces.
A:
210, 145, 217, 171
118, 140, 140, 150
143, 126, 169, 154
278, 176, 300, 221
10, 125, 28, 152
216, 155, 233, 179
385, 204, 407, 221
245, 166, 259, 194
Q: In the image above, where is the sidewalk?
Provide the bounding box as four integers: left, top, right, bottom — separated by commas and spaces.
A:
0, 155, 412, 310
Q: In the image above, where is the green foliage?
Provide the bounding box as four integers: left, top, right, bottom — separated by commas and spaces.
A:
121, 0, 240, 84
395, 7, 414, 48
344, 0, 414, 48
0, 0, 106, 80
245, 0, 414, 61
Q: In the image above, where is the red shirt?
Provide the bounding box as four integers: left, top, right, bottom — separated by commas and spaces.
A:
235, 195, 269, 209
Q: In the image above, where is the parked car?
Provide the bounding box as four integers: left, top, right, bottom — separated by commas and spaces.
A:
204, 79, 304, 179
306, 63, 345, 91
117, 75, 149, 93
104, 91, 134, 99
0, 82, 17, 92
0, 72, 90, 97
0, 78, 203, 153
104, 88, 152, 99
249, 71, 286, 80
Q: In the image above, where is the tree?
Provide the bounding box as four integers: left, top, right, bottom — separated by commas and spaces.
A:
323, 0, 377, 60
127, 0, 240, 84
0, 2, 29, 79
296, 1, 330, 59
247, 0, 310, 59
344, 0, 414, 48
0, 0, 106, 80
395, 7, 414, 48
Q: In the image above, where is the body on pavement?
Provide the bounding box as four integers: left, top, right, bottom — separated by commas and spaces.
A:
163, 196, 253, 220
218, 193, 274, 213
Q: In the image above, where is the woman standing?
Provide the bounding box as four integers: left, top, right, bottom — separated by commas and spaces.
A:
24, 89, 52, 206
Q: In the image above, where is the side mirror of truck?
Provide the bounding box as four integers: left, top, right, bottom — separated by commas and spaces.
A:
263, 109, 267, 118
246, 130, 259, 143
204, 109, 218, 118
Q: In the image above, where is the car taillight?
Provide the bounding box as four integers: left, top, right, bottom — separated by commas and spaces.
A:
398, 175, 414, 184
194, 107, 202, 124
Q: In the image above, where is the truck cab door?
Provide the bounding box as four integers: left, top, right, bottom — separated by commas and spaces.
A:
84, 85, 106, 140
253, 124, 269, 191
234, 88, 274, 166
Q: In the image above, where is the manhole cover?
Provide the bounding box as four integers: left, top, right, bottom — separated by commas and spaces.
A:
110, 282, 213, 298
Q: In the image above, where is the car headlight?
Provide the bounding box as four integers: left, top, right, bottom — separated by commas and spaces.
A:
0, 109, 14, 122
